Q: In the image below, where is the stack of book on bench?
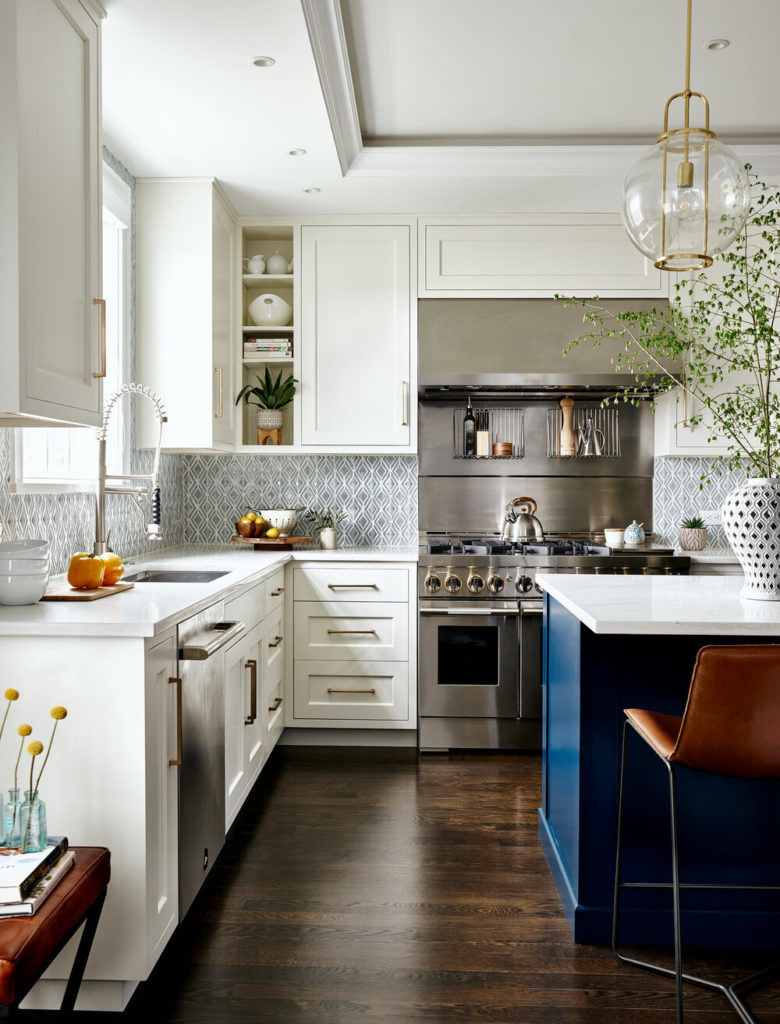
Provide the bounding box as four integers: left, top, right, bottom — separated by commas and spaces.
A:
0, 837, 71, 917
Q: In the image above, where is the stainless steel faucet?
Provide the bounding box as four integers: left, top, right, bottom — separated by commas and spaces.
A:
94, 383, 168, 555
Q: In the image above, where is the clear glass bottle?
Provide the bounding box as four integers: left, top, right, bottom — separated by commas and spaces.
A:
20, 790, 47, 853
4, 788, 21, 848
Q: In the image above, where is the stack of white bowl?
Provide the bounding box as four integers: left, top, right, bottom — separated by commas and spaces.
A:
0, 540, 49, 605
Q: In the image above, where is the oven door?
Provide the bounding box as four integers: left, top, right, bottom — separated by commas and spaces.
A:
419, 602, 520, 718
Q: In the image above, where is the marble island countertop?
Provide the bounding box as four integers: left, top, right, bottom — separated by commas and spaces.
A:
537, 572, 780, 635
0, 544, 418, 638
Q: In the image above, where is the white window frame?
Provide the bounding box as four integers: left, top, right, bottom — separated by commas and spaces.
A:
12, 164, 132, 493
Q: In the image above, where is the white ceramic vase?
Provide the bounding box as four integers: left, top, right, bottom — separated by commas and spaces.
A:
721, 477, 780, 600
319, 528, 338, 550
248, 293, 292, 326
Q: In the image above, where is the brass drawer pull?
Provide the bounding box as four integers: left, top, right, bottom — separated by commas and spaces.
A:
327, 687, 376, 695
92, 298, 107, 378
327, 629, 378, 636
327, 583, 378, 589
214, 366, 223, 419
268, 696, 283, 712
244, 659, 257, 724
268, 635, 283, 648
168, 676, 182, 766
270, 587, 285, 597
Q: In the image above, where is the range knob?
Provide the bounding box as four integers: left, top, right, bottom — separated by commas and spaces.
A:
486, 574, 505, 594
444, 573, 462, 594
534, 581, 544, 594
516, 575, 533, 594
424, 573, 442, 594
467, 573, 485, 594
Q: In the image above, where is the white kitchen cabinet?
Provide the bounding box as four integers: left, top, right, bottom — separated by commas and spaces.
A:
653, 388, 732, 457
223, 623, 265, 829
291, 562, 416, 729
299, 223, 416, 450
136, 179, 237, 450
418, 216, 669, 298
0, 0, 104, 427
263, 603, 286, 748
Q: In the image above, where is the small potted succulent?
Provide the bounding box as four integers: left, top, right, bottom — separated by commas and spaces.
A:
303, 508, 349, 550
678, 515, 708, 552
235, 368, 298, 438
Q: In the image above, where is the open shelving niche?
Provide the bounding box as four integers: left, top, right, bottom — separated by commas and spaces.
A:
546, 405, 621, 458
452, 408, 525, 459
239, 224, 296, 448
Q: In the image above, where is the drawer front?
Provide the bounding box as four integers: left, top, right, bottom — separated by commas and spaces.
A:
293, 602, 407, 661
266, 569, 286, 614
293, 661, 409, 721
293, 566, 409, 603
265, 675, 285, 748
225, 578, 267, 630
263, 606, 285, 682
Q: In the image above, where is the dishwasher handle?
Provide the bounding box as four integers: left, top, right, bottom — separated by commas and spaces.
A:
179, 620, 246, 660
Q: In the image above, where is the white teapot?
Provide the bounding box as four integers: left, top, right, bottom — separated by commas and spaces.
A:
266, 251, 289, 274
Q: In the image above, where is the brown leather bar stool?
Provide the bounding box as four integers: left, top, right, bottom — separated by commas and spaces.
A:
0, 847, 110, 1019
612, 645, 780, 1024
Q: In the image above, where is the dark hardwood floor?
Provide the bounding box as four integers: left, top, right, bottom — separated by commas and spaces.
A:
75, 748, 779, 1023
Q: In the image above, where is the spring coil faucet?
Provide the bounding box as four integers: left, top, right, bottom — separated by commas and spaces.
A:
94, 383, 167, 555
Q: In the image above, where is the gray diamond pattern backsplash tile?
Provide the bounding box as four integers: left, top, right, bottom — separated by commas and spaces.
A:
653, 457, 745, 547
182, 454, 418, 548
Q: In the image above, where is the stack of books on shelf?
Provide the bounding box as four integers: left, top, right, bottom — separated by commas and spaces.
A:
0, 837, 71, 917
243, 338, 292, 360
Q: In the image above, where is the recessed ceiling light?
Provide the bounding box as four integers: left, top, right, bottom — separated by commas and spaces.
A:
251, 55, 276, 67
704, 38, 730, 50
303, 187, 321, 194
288, 149, 307, 157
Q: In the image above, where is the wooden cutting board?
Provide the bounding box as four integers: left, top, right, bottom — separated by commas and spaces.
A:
40, 581, 135, 601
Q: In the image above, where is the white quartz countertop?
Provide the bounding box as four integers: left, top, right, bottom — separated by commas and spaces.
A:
537, 572, 780, 635
0, 545, 418, 638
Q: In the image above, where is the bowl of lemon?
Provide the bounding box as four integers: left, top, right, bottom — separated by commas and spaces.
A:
259, 509, 298, 536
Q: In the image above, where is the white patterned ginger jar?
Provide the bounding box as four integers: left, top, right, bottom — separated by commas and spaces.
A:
721, 478, 780, 601
248, 293, 292, 326
623, 520, 645, 545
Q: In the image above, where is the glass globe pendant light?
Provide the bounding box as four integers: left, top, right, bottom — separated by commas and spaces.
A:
622, 0, 750, 271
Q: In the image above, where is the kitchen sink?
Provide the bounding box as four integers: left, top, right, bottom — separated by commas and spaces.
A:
123, 569, 229, 583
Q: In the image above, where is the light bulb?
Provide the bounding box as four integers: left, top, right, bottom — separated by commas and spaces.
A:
670, 185, 704, 221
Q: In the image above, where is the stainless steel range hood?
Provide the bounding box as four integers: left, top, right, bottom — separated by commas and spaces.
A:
419, 372, 657, 401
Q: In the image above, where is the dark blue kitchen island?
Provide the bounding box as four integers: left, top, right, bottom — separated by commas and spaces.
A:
537, 572, 780, 947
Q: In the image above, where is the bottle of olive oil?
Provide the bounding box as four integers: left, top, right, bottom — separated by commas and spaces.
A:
463, 397, 476, 457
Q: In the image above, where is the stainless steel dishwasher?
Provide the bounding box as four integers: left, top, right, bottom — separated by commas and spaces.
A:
177, 604, 245, 917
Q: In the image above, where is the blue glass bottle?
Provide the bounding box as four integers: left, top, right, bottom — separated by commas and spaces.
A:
4, 788, 21, 848
20, 791, 46, 853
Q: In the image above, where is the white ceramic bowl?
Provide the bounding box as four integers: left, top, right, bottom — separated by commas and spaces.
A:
603, 529, 625, 547
0, 572, 49, 605
0, 558, 49, 575
260, 509, 298, 535
0, 539, 48, 557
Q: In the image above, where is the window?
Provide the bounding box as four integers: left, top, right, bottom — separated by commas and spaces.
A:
13, 164, 131, 491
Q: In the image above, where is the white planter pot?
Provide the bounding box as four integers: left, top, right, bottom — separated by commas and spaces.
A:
319, 528, 338, 550
257, 409, 283, 429
677, 527, 708, 551
721, 477, 780, 600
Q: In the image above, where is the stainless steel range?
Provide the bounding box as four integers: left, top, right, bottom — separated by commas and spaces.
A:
417, 534, 690, 752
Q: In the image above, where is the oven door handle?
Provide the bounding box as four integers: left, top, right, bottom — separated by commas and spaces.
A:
520, 606, 543, 616
420, 607, 520, 616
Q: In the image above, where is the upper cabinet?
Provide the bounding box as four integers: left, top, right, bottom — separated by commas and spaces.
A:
136, 179, 237, 450
299, 222, 416, 451
418, 215, 670, 298
0, 0, 105, 427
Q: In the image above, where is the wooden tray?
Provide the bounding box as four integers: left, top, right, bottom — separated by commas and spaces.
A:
231, 535, 315, 550
40, 581, 135, 601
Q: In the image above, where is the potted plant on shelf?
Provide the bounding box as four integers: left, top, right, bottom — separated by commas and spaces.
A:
561, 172, 780, 600
302, 509, 349, 550
235, 368, 298, 445
678, 516, 708, 552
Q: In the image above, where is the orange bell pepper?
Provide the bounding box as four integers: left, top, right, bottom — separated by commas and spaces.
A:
99, 551, 124, 586
67, 553, 106, 590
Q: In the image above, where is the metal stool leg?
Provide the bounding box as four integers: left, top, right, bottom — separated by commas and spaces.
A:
60, 887, 107, 1013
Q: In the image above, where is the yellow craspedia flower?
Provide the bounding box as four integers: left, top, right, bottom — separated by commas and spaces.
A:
4, 689, 18, 701
17, 724, 31, 737
50, 706, 67, 721
27, 741, 43, 756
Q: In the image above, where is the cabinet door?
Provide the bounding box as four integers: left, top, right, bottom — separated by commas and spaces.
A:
263, 605, 286, 751
224, 625, 264, 830
300, 225, 413, 447
212, 191, 237, 445
144, 632, 179, 963
15, 0, 102, 424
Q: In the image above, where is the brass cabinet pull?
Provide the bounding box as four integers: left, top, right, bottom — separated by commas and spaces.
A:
244, 658, 257, 724
327, 583, 378, 589
214, 367, 223, 419
168, 676, 182, 766
327, 629, 378, 635
401, 379, 409, 426
268, 635, 283, 648
270, 587, 285, 597
92, 298, 107, 379
268, 696, 283, 712
327, 687, 376, 694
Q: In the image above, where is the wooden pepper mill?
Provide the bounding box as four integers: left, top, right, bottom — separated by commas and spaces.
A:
559, 397, 576, 456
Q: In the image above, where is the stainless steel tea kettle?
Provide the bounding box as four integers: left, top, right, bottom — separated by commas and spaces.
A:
502, 497, 544, 542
